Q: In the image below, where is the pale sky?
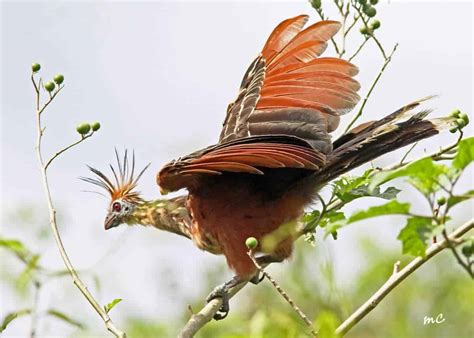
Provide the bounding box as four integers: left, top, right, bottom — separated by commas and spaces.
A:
1, 1, 473, 336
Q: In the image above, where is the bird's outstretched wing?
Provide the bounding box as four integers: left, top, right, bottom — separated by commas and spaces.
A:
219, 14, 360, 150
158, 15, 360, 193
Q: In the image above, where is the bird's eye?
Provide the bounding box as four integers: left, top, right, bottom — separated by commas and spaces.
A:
112, 202, 121, 212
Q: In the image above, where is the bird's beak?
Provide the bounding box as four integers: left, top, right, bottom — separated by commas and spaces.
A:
104, 214, 118, 230
160, 187, 169, 195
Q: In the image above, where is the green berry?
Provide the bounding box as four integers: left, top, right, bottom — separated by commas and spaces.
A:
245, 237, 258, 250
91, 121, 101, 132
311, 0, 321, 9
370, 0, 378, 4
449, 126, 458, 133
31, 63, 41, 73
359, 25, 372, 35
449, 109, 461, 118
53, 74, 64, 85
370, 19, 381, 30
364, 6, 377, 17
44, 81, 55, 92
460, 112, 469, 125
456, 118, 466, 128
76, 123, 91, 135
461, 243, 473, 257
437, 196, 446, 206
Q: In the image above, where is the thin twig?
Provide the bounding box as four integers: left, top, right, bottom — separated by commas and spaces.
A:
44, 134, 93, 170
344, 44, 398, 133
32, 74, 126, 337
29, 281, 41, 338
344, 14, 360, 37
335, 218, 474, 336
348, 37, 369, 62
384, 135, 463, 172
441, 229, 473, 278
247, 251, 317, 336
398, 142, 418, 166
352, 4, 388, 59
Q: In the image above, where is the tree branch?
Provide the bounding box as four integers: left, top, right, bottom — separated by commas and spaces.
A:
180, 218, 473, 337
32, 74, 126, 337
344, 43, 398, 133
178, 280, 249, 338
335, 218, 474, 336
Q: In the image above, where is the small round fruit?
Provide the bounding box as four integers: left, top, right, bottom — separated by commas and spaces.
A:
364, 6, 377, 17
31, 63, 41, 72
449, 126, 458, 133
437, 196, 446, 206
91, 121, 101, 131
76, 123, 91, 135
53, 74, 64, 85
461, 244, 473, 257
459, 112, 469, 124
370, 0, 379, 4
245, 237, 258, 250
370, 19, 381, 29
456, 118, 466, 128
44, 81, 55, 92
449, 109, 461, 118
359, 25, 371, 35
311, 0, 321, 9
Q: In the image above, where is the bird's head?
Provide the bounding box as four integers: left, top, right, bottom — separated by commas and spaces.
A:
81, 150, 150, 230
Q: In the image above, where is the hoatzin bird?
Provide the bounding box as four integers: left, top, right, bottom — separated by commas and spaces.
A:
84, 15, 454, 319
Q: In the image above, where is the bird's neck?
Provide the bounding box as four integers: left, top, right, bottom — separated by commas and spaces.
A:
128, 196, 192, 239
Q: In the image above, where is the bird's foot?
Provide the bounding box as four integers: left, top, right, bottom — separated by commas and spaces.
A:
250, 271, 265, 284
249, 254, 284, 285
206, 276, 243, 320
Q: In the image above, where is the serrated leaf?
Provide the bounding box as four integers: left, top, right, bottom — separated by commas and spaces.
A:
397, 217, 434, 257
347, 200, 411, 224
369, 157, 448, 194
104, 298, 122, 314
453, 137, 474, 170
47, 309, 85, 329
447, 190, 474, 208
323, 201, 411, 238
0, 309, 31, 333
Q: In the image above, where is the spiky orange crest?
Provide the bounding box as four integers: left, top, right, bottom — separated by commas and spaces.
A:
81, 149, 150, 204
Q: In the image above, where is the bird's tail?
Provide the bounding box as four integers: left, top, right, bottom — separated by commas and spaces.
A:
314, 97, 456, 185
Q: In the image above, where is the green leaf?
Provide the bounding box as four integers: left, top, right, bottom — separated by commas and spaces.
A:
104, 298, 122, 314
397, 217, 434, 257
47, 309, 85, 329
453, 137, 474, 170
16, 254, 40, 292
321, 211, 346, 239
447, 190, 474, 208
0, 238, 33, 262
314, 310, 340, 338
369, 157, 448, 194
0, 309, 31, 333
323, 200, 411, 238
347, 200, 411, 224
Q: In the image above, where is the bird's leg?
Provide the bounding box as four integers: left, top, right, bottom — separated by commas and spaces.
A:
206, 255, 284, 320
249, 254, 285, 285
206, 275, 247, 320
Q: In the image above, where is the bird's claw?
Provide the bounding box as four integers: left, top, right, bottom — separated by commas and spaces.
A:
206, 283, 231, 320
250, 271, 265, 285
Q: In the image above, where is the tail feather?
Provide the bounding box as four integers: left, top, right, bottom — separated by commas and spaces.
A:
314, 98, 455, 185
